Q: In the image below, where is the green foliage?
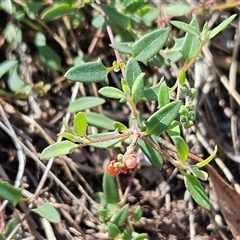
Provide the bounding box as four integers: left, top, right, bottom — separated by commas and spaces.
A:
67, 97, 105, 113
184, 174, 210, 210
41, 140, 78, 159
103, 172, 119, 204
31, 202, 61, 223
0, 181, 23, 207
41, 3, 77, 22
64, 59, 109, 83
145, 101, 182, 136
0, 60, 18, 78
20, 2, 235, 237
132, 28, 169, 64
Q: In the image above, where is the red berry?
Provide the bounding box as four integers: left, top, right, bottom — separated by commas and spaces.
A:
123, 154, 137, 169
107, 163, 119, 176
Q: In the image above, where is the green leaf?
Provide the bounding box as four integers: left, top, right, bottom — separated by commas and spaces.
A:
96, 192, 107, 206
88, 131, 123, 148
4, 217, 20, 237
138, 135, 163, 169
85, 112, 114, 130
144, 81, 162, 101
0, 60, 18, 78
125, 57, 142, 90
132, 73, 145, 103
65, 59, 108, 83
37, 45, 62, 71
97, 209, 110, 218
158, 80, 170, 108
58, 132, 79, 142
110, 204, 129, 227
170, 21, 199, 37
107, 222, 120, 239
180, 18, 200, 62
103, 172, 119, 204
40, 140, 78, 159
31, 202, 60, 223
178, 70, 186, 85
101, 4, 130, 29
133, 206, 143, 222
34, 32, 46, 47
67, 97, 105, 113
41, 3, 77, 22
63, 118, 76, 135
145, 101, 181, 136
166, 2, 191, 16
167, 121, 189, 163
114, 121, 128, 132
132, 233, 148, 240
4, 23, 22, 50
184, 174, 210, 210
8, 65, 31, 94
132, 28, 169, 64
137, 5, 159, 27
110, 42, 133, 54
74, 112, 88, 137
99, 87, 125, 99
189, 166, 208, 181
196, 145, 217, 168
0, 181, 23, 207
209, 14, 237, 40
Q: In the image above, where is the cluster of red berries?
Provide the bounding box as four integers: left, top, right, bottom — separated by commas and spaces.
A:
107, 154, 137, 176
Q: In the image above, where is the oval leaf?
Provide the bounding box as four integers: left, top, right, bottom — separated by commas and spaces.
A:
180, 18, 200, 62
0, 60, 18, 78
31, 202, 60, 223
125, 57, 142, 90
65, 59, 108, 83
110, 204, 129, 227
110, 42, 133, 54
145, 101, 181, 136
107, 222, 120, 239
170, 20, 199, 37
58, 132, 79, 142
99, 87, 125, 99
85, 112, 114, 130
132, 28, 169, 65
138, 136, 163, 169
0, 181, 23, 207
184, 174, 210, 210
103, 172, 119, 204
132, 73, 145, 103
38, 45, 62, 71
166, 3, 191, 16
74, 112, 88, 137
133, 206, 143, 222
67, 97, 105, 113
41, 3, 77, 22
158, 80, 170, 108
100, 4, 130, 29
40, 140, 78, 159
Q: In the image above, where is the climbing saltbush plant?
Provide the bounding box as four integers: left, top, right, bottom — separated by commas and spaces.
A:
36, 2, 236, 239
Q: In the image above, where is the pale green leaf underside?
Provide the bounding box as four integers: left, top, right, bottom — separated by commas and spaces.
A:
65, 59, 108, 83
40, 140, 78, 159
184, 174, 210, 210
31, 202, 61, 223
67, 97, 105, 113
